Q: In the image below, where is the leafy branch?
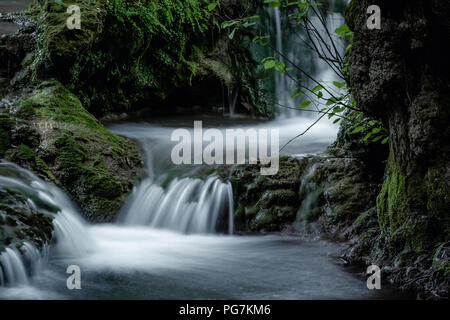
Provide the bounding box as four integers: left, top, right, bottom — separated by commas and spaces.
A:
210, 0, 389, 146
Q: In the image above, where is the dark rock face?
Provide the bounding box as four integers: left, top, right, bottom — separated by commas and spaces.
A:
346, 0, 450, 297
0, 13, 35, 82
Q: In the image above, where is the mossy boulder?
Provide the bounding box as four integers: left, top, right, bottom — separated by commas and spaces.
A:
229, 157, 303, 232
27, 0, 272, 117
4, 81, 143, 222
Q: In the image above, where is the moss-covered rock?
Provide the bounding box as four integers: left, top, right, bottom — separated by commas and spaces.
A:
3, 81, 143, 222
229, 157, 303, 232
27, 0, 272, 117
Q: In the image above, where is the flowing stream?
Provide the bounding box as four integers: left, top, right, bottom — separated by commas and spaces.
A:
0, 117, 405, 300
0, 0, 410, 300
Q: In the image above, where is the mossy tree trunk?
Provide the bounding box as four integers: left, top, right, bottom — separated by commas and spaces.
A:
348, 0, 450, 253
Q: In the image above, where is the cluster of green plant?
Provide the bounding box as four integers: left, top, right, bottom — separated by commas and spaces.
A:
30, 0, 214, 114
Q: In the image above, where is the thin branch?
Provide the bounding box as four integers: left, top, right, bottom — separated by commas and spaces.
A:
280, 110, 330, 152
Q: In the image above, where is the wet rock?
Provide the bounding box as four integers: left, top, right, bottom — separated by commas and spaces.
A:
3, 81, 144, 222
0, 188, 54, 254
229, 157, 303, 232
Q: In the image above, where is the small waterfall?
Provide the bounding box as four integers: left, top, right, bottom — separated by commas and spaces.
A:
264, 0, 347, 118
270, 7, 296, 117
0, 247, 28, 286
227, 182, 234, 235
227, 86, 239, 116
297, 164, 322, 223
0, 161, 92, 286
121, 175, 234, 234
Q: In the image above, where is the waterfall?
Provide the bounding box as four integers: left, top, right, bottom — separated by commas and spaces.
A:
270, 7, 296, 117
0, 161, 92, 286
110, 123, 236, 236
227, 182, 234, 235
121, 175, 234, 234
227, 86, 239, 116
0, 247, 28, 286
264, 0, 347, 118
296, 164, 322, 220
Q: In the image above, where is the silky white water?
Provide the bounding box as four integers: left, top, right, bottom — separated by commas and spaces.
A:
0, 161, 92, 286
0, 0, 406, 300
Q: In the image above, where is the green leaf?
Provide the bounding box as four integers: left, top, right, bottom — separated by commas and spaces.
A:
372, 136, 383, 142
381, 137, 389, 144
264, 60, 276, 69
208, 3, 217, 11
352, 126, 365, 134
299, 101, 311, 109
326, 98, 337, 106
264, 0, 280, 8
371, 128, 381, 134
333, 81, 346, 89
275, 61, 286, 72
335, 24, 350, 36
363, 132, 373, 141
312, 85, 323, 92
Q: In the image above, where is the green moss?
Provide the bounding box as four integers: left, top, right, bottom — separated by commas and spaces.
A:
54, 134, 86, 178
345, 0, 360, 31
16, 100, 36, 119
376, 155, 408, 233
30, 0, 107, 76
30, 0, 214, 114
81, 174, 124, 199
230, 157, 302, 232
53, 131, 130, 221
22, 81, 126, 153
0, 114, 13, 156
28, 0, 271, 117
251, 209, 277, 231
376, 144, 449, 253
258, 189, 297, 208
15, 144, 36, 161
9, 80, 141, 221
426, 166, 450, 219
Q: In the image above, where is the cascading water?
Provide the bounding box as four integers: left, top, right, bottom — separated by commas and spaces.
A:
0, 161, 91, 286
0, 120, 403, 299
121, 176, 234, 234
110, 122, 236, 235
0, 0, 405, 300
263, 0, 347, 118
